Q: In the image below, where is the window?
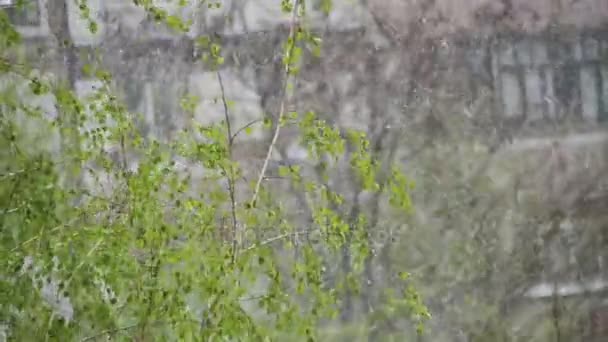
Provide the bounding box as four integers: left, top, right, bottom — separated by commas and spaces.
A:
493, 34, 608, 124
5, 0, 40, 27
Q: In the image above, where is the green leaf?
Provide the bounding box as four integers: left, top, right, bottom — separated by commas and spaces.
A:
88, 20, 98, 34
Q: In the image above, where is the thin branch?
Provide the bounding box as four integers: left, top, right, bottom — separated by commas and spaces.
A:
217, 71, 239, 263
244, 230, 308, 252
0, 168, 29, 180
64, 238, 104, 288
262, 175, 286, 180
80, 319, 203, 342
234, 0, 301, 261
250, 0, 301, 209
44, 312, 55, 342
217, 71, 233, 148
80, 323, 140, 342
0, 157, 79, 182
230, 118, 263, 143
1, 206, 22, 215
10, 217, 79, 252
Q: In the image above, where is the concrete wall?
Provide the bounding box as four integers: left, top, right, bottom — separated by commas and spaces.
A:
4, 2, 608, 205
370, 0, 608, 37
6, 1, 608, 143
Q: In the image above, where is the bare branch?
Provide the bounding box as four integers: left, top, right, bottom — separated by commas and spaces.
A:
232, 0, 300, 261
249, 0, 302, 207
244, 230, 309, 252
217, 71, 233, 148
230, 118, 263, 144
216, 71, 240, 263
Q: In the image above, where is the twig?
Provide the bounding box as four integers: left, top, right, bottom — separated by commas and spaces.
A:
249, 0, 301, 209
1, 207, 21, 215
226, 0, 302, 263
262, 175, 286, 180
11, 217, 80, 252
44, 312, 55, 342
244, 230, 308, 252
0, 157, 78, 181
80, 323, 140, 341
230, 118, 263, 143
0, 168, 29, 180
80, 319, 203, 342
217, 71, 233, 147
217, 71, 240, 263
64, 238, 104, 288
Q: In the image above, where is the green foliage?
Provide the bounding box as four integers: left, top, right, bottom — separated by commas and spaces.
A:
0, 1, 428, 340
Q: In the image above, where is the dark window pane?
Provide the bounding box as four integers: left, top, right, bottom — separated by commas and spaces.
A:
5, 1, 40, 27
